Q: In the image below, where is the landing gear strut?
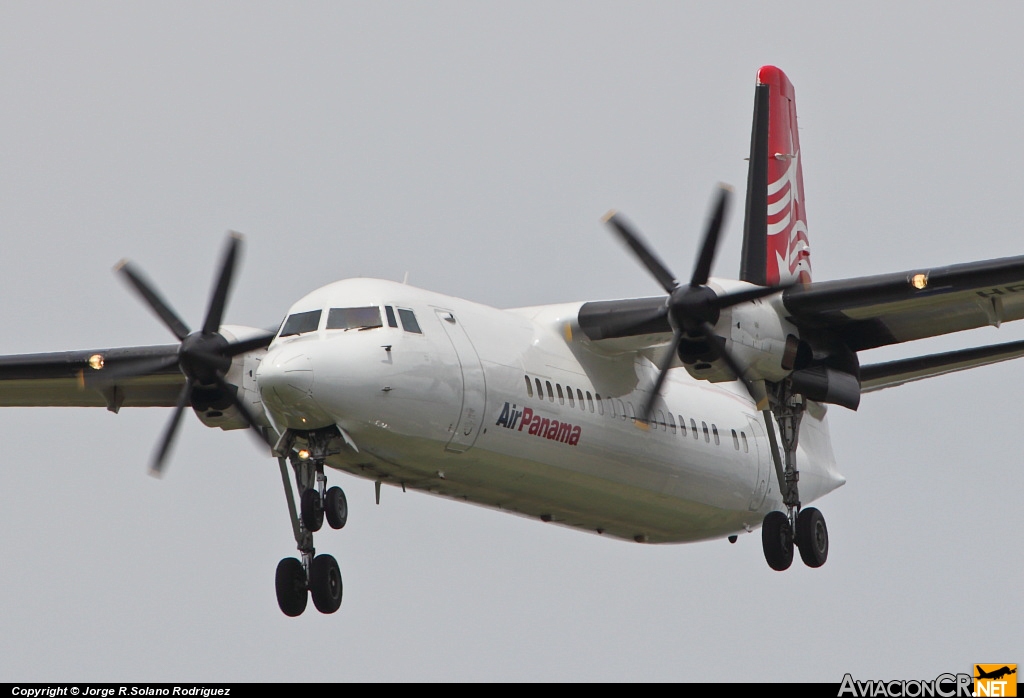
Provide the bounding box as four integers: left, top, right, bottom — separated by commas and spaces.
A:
759, 380, 829, 571
273, 426, 348, 616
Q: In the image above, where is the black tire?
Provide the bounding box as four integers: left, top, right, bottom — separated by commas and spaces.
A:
309, 554, 343, 614
325, 486, 348, 530
275, 557, 308, 617
762, 510, 794, 571
796, 507, 829, 568
301, 488, 324, 532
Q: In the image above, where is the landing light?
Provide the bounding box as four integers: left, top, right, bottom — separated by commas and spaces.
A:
297, 449, 310, 460
88, 354, 104, 370
910, 273, 928, 290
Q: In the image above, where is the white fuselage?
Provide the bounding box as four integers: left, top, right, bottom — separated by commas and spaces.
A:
249, 278, 845, 544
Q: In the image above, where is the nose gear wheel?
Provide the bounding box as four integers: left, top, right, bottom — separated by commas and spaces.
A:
325, 487, 348, 530
272, 426, 353, 616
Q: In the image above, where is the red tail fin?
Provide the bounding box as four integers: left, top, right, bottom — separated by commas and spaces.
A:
740, 66, 812, 286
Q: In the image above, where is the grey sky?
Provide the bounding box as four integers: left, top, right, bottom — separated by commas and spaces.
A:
1, 2, 1020, 682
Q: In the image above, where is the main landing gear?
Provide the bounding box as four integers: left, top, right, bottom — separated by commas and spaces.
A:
758, 381, 830, 571
761, 506, 828, 571
273, 427, 348, 616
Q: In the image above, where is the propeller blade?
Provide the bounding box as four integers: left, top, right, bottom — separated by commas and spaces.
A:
697, 321, 768, 410
214, 375, 276, 452
84, 354, 180, 388
689, 185, 730, 288
116, 261, 192, 341
223, 331, 276, 357
201, 233, 242, 336
114, 234, 267, 476
151, 381, 193, 477
638, 330, 684, 425
712, 282, 792, 311
603, 211, 679, 294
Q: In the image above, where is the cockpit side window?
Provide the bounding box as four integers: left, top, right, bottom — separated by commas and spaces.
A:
397, 308, 422, 334
279, 309, 322, 337
384, 306, 398, 328
326, 306, 383, 331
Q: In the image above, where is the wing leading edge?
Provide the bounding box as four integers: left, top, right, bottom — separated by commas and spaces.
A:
781, 254, 1024, 351
576, 253, 1024, 409
0, 345, 183, 409
579, 253, 1024, 351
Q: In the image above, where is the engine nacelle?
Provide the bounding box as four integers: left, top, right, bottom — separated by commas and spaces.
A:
789, 365, 861, 410
681, 280, 806, 384
192, 324, 270, 431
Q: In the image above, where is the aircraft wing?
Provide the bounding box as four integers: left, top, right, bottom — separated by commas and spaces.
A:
781, 254, 1024, 351
859, 338, 1024, 393
0, 345, 183, 410
580, 254, 1024, 349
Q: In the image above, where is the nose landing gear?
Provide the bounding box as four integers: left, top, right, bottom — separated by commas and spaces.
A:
273, 427, 350, 616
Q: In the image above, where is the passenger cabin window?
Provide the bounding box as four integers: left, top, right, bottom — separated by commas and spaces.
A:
678, 415, 686, 437
546, 381, 554, 402
690, 419, 698, 440
577, 389, 585, 410
741, 432, 749, 453
525, 376, 533, 398
732, 429, 739, 450
326, 306, 382, 331
595, 394, 605, 416
586, 391, 595, 413
667, 412, 677, 435
557, 384, 565, 405
702, 421, 710, 443
712, 425, 720, 446
279, 309, 322, 337
385, 306, 398, 328
397, 308, 422, 334
535, 378, 543, 400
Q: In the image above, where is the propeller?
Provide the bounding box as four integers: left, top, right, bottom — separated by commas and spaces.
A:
108, 233, 277, 475
603, 185, 788, 424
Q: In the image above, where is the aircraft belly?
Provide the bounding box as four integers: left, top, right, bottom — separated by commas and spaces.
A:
325, 420, 767, 544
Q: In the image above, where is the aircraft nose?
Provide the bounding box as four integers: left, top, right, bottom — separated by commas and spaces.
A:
258, 346, 314, 409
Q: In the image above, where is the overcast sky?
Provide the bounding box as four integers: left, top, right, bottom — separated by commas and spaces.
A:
1, 2, 1021, 683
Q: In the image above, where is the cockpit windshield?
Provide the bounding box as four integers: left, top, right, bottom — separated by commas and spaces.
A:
279, 309, 322, 337
326, 306, 382, 331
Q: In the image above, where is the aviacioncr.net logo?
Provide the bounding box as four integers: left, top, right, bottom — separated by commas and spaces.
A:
974, 664, 1017, 697
838, 673, 973, 697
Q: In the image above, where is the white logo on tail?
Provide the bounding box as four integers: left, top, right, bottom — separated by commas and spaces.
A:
766, 150, 811, 284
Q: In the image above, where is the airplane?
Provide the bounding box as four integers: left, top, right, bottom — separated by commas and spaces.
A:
4, 64, 1024, 617
975, 667, 1017, 681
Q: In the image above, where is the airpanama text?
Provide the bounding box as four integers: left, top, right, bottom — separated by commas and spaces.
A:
495, 402, 581, 446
